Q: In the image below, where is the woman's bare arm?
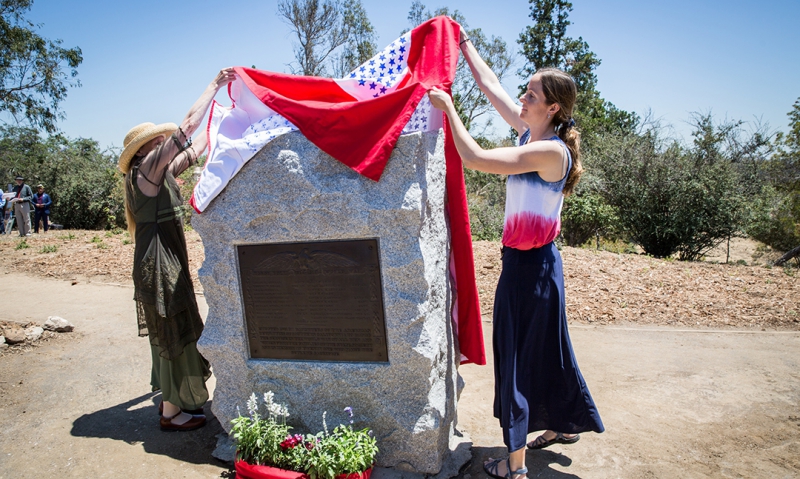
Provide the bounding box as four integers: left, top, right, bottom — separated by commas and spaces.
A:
428, 87, 562, 176
458, 27, 528, 136
140, 68, 236, 185
168, 129, 209, 178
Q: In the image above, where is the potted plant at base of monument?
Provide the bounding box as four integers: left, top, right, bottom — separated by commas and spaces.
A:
231, 392, 378, 479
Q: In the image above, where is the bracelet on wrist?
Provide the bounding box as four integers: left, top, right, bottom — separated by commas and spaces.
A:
459, 37, 471, 46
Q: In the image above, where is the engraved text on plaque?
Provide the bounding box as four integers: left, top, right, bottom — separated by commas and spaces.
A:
238, 239, 388, 362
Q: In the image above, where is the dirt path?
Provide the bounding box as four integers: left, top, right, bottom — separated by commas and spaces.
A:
0, 270, 227, 479
1, 272, 798, 478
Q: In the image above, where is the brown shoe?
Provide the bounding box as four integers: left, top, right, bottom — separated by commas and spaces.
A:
158, 400, 205, 416
160, 412, 206, 432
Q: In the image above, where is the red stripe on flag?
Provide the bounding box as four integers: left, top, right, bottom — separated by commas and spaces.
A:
443, 115, 486, 366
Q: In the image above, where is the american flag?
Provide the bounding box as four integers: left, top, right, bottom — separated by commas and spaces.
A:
191, 17, 485, 365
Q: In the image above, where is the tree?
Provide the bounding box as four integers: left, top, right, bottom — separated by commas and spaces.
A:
770, 98, 800, 193
405, 2, 513, 133
0, 0, 82, 133
404, 3, 514, 241
594, 116, 757, 260
517, 0, 638, 247
747, 98, 800, 253
517, 0, 597, 95
516, 0, 637, 143
0, 126, 122, 229
331, 0, 378, 78
277, 0, 376, 78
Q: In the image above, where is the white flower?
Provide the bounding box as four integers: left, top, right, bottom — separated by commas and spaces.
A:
268, 401, 286, 418
246, 392, 259, 418
322, 411, 329, 436
263, 390, 290, 419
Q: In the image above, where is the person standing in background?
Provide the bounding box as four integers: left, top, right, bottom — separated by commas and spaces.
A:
0, 186, 6, 234
12, 176, 33, 237
32, 184, 52, 233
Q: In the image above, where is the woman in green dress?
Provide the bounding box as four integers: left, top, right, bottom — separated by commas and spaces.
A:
118, 68, 236, 431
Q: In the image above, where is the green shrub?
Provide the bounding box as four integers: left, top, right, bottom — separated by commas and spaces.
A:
464, 167, 506, 241
561, 191, 618, 247
747, 99, 800, 253
176, 155, 205, 227
40, 245, 57, 253
0, 127, 124, 230
747, 187, 800, 252
594, 117, 752, 260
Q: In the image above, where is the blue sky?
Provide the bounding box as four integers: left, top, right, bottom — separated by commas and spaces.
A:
23, 0, 800, 150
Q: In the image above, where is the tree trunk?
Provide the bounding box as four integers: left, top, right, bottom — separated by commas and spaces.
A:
774, 244, 800, 267
726, 235, 731, 264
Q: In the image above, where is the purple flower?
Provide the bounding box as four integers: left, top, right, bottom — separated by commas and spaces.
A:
344, 406, 354, 424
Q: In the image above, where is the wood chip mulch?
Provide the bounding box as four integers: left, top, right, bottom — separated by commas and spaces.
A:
472, 241, 799, 330
0, 231, 797, 330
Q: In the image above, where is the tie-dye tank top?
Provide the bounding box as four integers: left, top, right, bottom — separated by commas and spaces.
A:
502, 130, 572, 250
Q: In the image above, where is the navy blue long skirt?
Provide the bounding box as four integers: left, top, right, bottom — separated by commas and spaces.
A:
493, 243, 604, 452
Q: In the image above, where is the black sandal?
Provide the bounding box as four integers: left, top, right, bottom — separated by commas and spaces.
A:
483, 458, 529, 479
527, 432, 580, 450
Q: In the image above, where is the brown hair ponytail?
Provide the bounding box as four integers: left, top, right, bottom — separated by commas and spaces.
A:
537, 68, 583, 196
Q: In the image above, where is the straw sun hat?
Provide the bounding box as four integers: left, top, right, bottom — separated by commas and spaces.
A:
118, 122, 178, 174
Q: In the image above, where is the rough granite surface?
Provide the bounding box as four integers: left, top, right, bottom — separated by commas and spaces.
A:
193, 130, 468, 475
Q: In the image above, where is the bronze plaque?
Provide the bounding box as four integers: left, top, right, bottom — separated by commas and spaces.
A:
238, 239, 388, 362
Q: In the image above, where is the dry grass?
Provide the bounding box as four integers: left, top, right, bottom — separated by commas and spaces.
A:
1, 231, 797, 330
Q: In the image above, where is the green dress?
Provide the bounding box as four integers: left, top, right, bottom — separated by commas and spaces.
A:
128, 156, 210, 410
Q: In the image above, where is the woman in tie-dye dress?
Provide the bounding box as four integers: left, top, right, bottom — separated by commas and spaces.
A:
428, 27, 604, 479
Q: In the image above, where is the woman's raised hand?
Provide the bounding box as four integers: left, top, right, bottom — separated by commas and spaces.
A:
427, 87, 453, 113
212, 67, 237, 90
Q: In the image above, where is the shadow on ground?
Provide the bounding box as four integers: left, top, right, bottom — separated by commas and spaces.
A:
463, 446, 580, 478
70, 392, 232, 471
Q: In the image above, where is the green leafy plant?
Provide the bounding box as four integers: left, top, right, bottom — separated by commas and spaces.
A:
231, 392, 378, 479
15, 239, 29, 250
40, 245, 57, 253
594, 116, 753, 260
58, 232, 75, 240
561, 191, 619, 247
0, 127, 124, 231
